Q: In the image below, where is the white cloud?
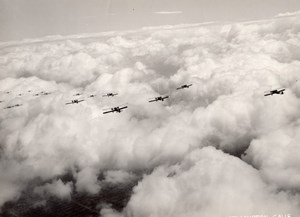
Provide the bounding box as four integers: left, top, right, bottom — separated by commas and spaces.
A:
75, 167, 101, 194
34, 179, 73, 200
125, 147, 300, 217
103, 170, 137, 184
276, 11, 300, 18
0, 15, 300, 215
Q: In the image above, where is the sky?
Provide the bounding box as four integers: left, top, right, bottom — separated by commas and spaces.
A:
1, 0, 300, 41
0, 12, 300, 216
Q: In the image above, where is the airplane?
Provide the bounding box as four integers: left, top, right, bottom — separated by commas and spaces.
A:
264, 88, 285, 96
103, 93, 118, 97
65, 99, 84, 105
4, 104, 22, 109
74, 93, 82, 96
148, 96, 169, 102
88, 94, 96, 98
103, 106, 128, 114
33, 93, 40, 96
42, 92, 51, 95
176, 84, 192, 90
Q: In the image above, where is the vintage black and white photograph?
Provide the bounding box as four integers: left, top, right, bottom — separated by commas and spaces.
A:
0, 0, 300, 216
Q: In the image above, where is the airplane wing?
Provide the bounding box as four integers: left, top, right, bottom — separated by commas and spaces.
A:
163, 96, 169, 99
264, 93, 272, 96
78, 99, 84, 103
103, 110, 114, 114
149, 99, 157, 102
119, 106, 128, 110
176, 87, 182, 90
65, 102, 73, 105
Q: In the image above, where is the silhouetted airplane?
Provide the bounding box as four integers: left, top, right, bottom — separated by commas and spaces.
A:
103, 93, 118, 97
4, 104, 22, 109
264, 88, 285, 96
88, 94, 96, 98
176, 84, 192, 90
149, 96, 169, 102
74, 93, 82, 96
42, 92, 51, 95
103, 106, 128, 114
65, 99, 84, 105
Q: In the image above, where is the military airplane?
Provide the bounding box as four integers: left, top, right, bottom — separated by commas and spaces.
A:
148, 96, 169, 102
103, 93, 118, 97
42, 92, 51, 96
65, 99, 84, 105
176, 84, 192, 90
103, 106, 128, 114
88, 94, 97, 98
264, 88, 285, 96
73, 93, 82, 96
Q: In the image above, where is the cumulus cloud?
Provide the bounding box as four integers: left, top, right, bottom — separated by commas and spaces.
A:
125, 147, 300, 217
0, 14, 300, 216
34, 179, 73, 199
76, 167, 101, 194
103, 170, 137, 184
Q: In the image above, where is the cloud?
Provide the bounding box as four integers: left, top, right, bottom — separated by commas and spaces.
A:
75, 167, 101, 194
103, 170, 137, 184
243, 121, 300, 190
125, 147, 300, 217
34, 179, 73, 200
276, 11, 300, 18
0, 15, 300, 215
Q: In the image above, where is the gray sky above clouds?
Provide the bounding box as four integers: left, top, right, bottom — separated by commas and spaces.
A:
1, 0, 300, 43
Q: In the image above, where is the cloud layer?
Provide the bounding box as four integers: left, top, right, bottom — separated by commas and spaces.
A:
0, 14, 300, 216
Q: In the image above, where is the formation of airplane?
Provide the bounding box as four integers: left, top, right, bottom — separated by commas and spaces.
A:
176, 84, 192, 90
103, 106, 128, 114
66, 99, 84, 105
2, 83, 291, 114
148, 96, 169, 103
264, 88, 285, 96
